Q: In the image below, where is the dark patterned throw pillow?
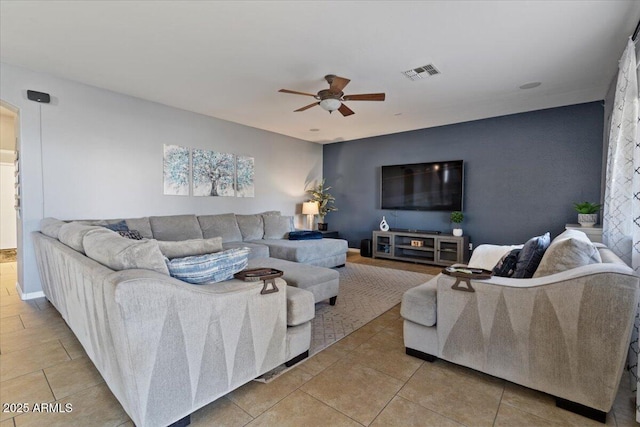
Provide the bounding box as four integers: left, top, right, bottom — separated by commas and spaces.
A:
492, 249, 521, 277
512, 232, 551, 278
118, 230, 144, 240
104, 220, 129, 232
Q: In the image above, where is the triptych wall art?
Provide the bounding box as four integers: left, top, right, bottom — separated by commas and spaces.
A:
163, 144, 255, 197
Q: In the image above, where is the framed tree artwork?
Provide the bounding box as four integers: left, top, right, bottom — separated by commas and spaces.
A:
236, 155, 255, 197
163, 145, 190, 196
192, 149, 235, 197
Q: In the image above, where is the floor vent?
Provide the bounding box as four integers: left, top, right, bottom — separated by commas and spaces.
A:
402, 64, 440, 81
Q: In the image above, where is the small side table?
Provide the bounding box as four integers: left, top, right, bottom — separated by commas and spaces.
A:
319, 230, 339, 239
565, 224, 603, 243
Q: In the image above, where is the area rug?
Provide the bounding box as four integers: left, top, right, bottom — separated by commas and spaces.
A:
255, 262, 433, 382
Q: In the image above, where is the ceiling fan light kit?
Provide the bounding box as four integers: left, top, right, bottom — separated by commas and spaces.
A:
319, 98, 341, 112
279, 74, 385, 117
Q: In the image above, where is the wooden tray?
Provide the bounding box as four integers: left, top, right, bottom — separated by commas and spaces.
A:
234, 268, 283, 294
441, 267, 493, 293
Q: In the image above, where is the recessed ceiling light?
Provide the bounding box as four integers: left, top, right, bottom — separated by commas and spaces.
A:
519, 82, 541, 90
309, 128, 320, 132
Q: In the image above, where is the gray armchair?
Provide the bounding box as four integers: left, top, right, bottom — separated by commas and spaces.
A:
401, 242, 639, 421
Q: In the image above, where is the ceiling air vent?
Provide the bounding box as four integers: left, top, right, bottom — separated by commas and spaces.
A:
402, 64, 440, 81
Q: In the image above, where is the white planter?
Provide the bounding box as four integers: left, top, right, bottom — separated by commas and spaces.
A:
453, 228, 463, 237
578, 213, 598, 228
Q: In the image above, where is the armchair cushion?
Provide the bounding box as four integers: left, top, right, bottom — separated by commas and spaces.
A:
533, 229, 601, 277
512, 232, 550, 278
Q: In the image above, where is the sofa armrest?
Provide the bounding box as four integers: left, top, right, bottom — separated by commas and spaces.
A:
435, 266, 639, 412
440, 262, 636, 290
101, 269, 287, 427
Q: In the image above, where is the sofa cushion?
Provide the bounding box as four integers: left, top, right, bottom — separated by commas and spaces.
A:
149, 215, 203, 241
223, 241, 270, 259
157, 237, 223, 259
165, 247, 250, 284
263, 215, 294, 239
40, 217, 66, 239
58, 222, 106, 254
236, 214, 264, 241
285, 286, 315, 326
83, 229, 169, 275
512, 232, 550, 278
198, 213, 243, 243
124, 217, 153, 239
492, 249, 521, 277
533, 229, 602, 277
257, 239, 348, 264
247, 256, 339, 303
401, 277, 437, 327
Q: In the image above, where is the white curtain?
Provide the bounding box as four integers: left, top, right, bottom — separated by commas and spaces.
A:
603, 37, 640, 421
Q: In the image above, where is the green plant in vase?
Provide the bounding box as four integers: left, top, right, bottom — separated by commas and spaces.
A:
573, 202, 602, 227
450, 211, 464, 236
306, 179, 338, 231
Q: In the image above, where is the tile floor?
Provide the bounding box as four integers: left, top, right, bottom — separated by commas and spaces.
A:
0, 255, 638, 426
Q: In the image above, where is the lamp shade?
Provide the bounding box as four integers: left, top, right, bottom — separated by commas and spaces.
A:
319, 98, 341, 112
302, 201, 319, 215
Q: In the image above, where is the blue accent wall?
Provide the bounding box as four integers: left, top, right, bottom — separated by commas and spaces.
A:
322, 102, 604, 248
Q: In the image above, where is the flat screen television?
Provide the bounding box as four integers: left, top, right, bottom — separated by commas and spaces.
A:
381, 160, 464, 211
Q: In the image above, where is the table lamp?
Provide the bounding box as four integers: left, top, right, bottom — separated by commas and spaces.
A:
302, 201, 319, 230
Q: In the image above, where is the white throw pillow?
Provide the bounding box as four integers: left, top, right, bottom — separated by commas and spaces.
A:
467, 244, 524, 271
533, 229, 601, 277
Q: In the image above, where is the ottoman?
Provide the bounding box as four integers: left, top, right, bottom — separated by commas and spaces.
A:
248, 257, 339, 305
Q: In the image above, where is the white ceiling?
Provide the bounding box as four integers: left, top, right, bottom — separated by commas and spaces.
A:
1, 1, 638, 144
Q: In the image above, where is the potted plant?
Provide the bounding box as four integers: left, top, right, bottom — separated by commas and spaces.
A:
306, 179, 338, 231
450, 211, 464, 236
573, 201, 602, 227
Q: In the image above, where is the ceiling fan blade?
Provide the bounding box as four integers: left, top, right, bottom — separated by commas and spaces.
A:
279, 89, 317, 97
294, 102, 320, 112
329, 76, 350, 93
343, 93, 386, 101
338, 103, 355, 117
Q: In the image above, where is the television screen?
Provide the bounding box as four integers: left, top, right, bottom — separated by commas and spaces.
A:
381, 160, 464, 211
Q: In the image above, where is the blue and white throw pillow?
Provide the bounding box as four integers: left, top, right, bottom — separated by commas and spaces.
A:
165, 247, 250, 284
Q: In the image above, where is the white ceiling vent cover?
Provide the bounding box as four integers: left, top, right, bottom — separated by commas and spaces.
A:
402, 64, 440, 81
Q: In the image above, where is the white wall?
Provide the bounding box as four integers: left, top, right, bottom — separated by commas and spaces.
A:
0, 62, 323, 295
0, 161, 17, 249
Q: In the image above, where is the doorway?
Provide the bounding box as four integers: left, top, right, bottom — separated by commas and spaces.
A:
0, 103, 18, 270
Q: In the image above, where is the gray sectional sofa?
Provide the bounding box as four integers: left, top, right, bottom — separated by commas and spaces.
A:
145, 212, 348, 268
401, 229, 640, 421
33, 212, 348, 427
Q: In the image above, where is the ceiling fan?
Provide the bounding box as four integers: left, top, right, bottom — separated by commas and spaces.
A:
278, 74, 385, 116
